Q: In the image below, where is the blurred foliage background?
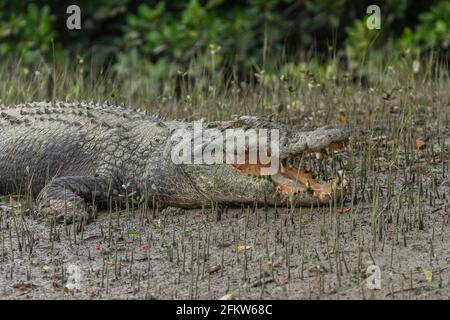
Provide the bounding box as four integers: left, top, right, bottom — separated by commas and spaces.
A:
0, 0, 448, 93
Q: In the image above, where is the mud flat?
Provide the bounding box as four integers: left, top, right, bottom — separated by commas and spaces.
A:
0, 161, 448, 299
0, 103, 449, 299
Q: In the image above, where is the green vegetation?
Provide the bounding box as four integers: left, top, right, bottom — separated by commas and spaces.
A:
0, 1, 448, 83
0, 1, 448, 123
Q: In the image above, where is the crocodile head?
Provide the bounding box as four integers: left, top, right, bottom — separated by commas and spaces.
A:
166, 116, 349, 207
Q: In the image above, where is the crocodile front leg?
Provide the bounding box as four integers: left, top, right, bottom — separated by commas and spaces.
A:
36, 175, 113, 223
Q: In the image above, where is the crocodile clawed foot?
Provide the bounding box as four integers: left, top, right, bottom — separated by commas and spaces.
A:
37, 199, 89, 226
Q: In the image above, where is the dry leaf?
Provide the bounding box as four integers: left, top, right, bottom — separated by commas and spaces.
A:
273, 260, 283, 268
208, 265, 221, 274
13, 282, 30, 291
423, 268, 433, 282
337, 207, 352, 214
88, 290, 97, 298
153, 218, 161, 228
42, 265, 52, 273
104, 259, 114, 266
237, 245, 252, 252
414, 139, 426, 150
219, 292, 236, 300
83, 234, 101, 241
336, 113, 347, 123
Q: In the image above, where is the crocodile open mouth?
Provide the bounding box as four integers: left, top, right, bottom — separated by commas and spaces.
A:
231, 141, 347, 206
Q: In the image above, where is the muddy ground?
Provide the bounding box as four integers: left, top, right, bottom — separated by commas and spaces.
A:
0, 143, 448, 300
0, 96, 449, 300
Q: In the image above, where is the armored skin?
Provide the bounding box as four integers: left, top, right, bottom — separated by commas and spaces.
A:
0, 101, 348, 221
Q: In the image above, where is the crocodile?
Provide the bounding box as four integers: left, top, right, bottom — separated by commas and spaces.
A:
0, 101, 348, 222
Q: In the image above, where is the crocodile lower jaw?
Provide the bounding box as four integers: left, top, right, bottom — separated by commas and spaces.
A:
231, 142, 347, 206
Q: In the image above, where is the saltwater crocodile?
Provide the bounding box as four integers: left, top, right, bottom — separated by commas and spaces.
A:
0, 101, 348, 221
